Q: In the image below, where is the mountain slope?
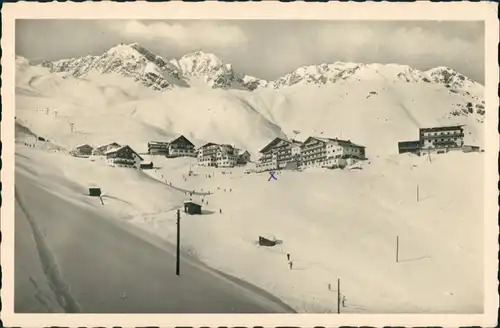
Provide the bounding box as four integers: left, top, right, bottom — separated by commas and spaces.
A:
41, 43, 484, 100
15, 57, 286, 153
16, 52, 484, 156
271, 62, 483, 94
15, 146, 295, 313
234, 81, 484, 155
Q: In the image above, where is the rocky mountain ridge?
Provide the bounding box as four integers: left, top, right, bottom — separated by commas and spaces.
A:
34, 42, 483, 94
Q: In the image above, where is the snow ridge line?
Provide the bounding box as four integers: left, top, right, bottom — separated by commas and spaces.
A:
15, 187, 82, 313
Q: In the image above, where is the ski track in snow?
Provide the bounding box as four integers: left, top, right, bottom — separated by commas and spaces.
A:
15, 187, 82, 313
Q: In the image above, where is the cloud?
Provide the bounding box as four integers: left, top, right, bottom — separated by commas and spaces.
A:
106, 20, 249, 52
313, 22, 483, 74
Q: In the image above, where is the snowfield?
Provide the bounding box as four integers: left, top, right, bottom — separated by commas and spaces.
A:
14, 136, 484, 314
12, 50, 486, 314
15, 143, 295, 313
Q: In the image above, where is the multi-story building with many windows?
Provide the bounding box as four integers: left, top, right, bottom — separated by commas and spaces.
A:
216, 144, 238, 167
398, 125, 466, 155
197, 142, 239, 168
419, 125, 465, 151
197, 142, 219, 167
256, 138, 303, 172
300, 137, 366, 169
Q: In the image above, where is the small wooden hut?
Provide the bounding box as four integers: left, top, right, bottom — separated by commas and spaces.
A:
183, 201, 202, 215
258, 236, 277, 247
89, 188, 102, 197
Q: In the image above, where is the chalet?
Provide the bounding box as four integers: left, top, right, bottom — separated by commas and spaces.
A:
398, 140, 421, 155
93, 142, 121, 156
300, 137, 366, 169
105, 145, 144, 169
419, 125, 465, 152
236, 149, 251, 165
167, 135, 196, 158
148, 141, 169, 155
75, 144, 94, 156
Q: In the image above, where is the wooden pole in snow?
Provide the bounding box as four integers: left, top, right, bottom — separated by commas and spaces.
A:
417, 185, 419, 202
396, 235, 399, 263
176, 209, 181, 276
337, 278, 340, 314
99, 196, 104, 205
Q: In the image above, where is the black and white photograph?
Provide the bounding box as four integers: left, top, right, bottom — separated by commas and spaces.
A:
1, 2, 498, 327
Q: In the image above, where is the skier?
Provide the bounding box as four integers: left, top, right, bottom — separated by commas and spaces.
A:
286, 253, 290, 261
342, 295, 346, 307
288, 261, 293, 270
219, 208, 222, 214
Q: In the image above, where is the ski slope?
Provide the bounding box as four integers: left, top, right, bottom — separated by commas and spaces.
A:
14, 144, 295, 313
13, 55, 485, 314
137, 152, 484, 313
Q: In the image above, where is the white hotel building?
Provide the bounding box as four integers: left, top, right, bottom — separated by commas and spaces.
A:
300, 137, 366, 169
197, 143, 239, 168
256, 136, 366, 172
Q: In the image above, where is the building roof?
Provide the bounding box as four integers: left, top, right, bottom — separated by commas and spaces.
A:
259, 137, 290, 153
183, 200, 202, 207
303, 136, 365, 148
96, 142, 121, 150
76, 144, 93, 149
148, 141, 169, 146
170, 135, 195, 147
104, 145, 144, 160
199, 142, 219, 149
238, 149, 249, 156
420, 125, 465, 132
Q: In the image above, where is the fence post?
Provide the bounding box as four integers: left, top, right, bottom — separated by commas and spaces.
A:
176, 209, 181, 276
396, 235, 399, 263
337, 278, 340, 314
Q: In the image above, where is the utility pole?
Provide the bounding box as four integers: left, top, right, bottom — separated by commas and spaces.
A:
416, 185, 419, 202
176, 209, 181, 276
396, 235, 400, 263
337, 278, 341, 314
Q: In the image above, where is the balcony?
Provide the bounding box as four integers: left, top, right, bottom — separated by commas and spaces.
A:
421, 133, 464, 140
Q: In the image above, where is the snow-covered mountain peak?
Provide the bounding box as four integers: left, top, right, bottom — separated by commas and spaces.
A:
424, 66, 481, 91
38, 43, 483, 94
270, 61, 483, 94
49, 42, 186, 91
176, 50, 227, 77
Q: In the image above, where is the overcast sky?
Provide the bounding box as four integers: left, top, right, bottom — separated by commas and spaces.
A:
16, 19, 485, 83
